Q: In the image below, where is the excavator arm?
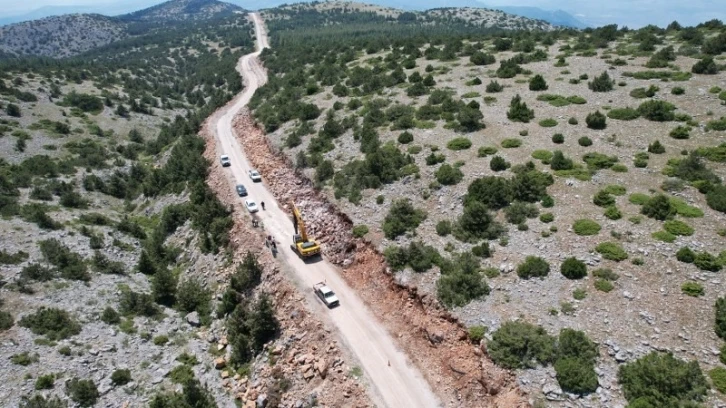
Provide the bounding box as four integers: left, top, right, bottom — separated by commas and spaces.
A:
289, 201, 321, 258
291, 202, 308, 242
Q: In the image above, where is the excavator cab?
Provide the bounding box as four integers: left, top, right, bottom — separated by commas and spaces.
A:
290, 202, 321, 259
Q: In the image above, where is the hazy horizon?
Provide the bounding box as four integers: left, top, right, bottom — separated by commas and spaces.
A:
1, 0, 725, 28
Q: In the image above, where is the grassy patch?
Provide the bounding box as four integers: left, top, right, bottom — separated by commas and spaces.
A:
652, 230, 676, 243
573, 219, 601, 236
595, 242, 628, 261
501, 138, 522, 148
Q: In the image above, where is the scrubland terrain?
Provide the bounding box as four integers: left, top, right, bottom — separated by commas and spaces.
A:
251, 5, 726, 407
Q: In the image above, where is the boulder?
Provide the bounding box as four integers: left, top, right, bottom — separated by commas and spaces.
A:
314, 359, 328, 379
214, 357, 226, 369
186, 312, 200, 327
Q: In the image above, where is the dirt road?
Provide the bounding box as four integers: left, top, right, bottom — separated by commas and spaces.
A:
211, 13, 442, 408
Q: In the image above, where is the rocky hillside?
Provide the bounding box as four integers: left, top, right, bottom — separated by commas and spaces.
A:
0, 0, 244, 59
121, 0, 243, 23
0, 14, 125, 58
264, 1, 554, 32
251, 16, 726, 407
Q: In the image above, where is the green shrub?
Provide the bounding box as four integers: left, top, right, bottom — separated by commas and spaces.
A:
382, 199, 426, 239
436, 220, 452, 236
648, 140, 666, 154
669, 125, 691, 139
437, 252, 491, 307
652, 230, 676, 243
554, 329, 599, 395
638, 100, 676, 122
38, 239, 89, 282
573, 219, 601, 236
501, 138, 522, 149
0, 310, 13, 331
717, 297, 726, 340
641, 194, 675, 220
435, 163, 464, 185
707, 185, 726, 213
694, 252, 721, 272
676, 247, 695, 263
489, 155, 510, 171
469, 325, 487, 343
595, 242, 628, 261
111, 369, 132, 386
604, 206, 622, 220
486, 80, 504, 93
504, 202, 539, 224
517, 256, 550, 279
176, 278, 211, 318
552, 133, 564, 143
593, 190, 614, 207
488, 321, 556, 369
477, 146, 497, 157
35, 374, 55, 390
589, 72, 614, 92
593, 268, 619, 281
100, 306, 120, 325
472, 243, 492, 258
578, 136, 593, 147
447, 137, 472, 150
352, 225, 369, 238
560, 258, 587, 280
594, 279, 614, 292
153, 335, 169, 345
66, 378, 99, 407
663, 220, 694, 236
672, 87, 685, 95
529, 75, 548, 91
568, 117, 578, 125
710, 367, 726, 394
532, 150, 553, 162
20, 264, 55, 282
539, 118, 558, 127
583, 152, 618, 170
19, 307, 81, 340
11, 351, 39, 366
397, 131, 414, 144
507, 94, 535, 123
607, 107, 640, 120
539, 213, 554, 223
585, 111, 607, 129
681, 282, 704, 297
617, 352, 708, 407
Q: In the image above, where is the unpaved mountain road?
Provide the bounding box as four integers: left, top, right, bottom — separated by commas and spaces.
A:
211, 13, 442, 408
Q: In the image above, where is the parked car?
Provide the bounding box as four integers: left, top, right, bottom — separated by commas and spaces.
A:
245, 199, 259, 213
248, 169, 262, 182
220, 155, 231, 167
313, 282, 340, 308
235, 184, 247, 197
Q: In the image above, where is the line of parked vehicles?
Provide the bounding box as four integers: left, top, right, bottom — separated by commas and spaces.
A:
221, 154, 338, 308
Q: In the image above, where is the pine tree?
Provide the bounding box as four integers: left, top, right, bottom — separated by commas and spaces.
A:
507, 94, 535, 123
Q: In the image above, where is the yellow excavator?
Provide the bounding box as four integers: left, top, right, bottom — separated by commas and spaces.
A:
290, 201, 322, 259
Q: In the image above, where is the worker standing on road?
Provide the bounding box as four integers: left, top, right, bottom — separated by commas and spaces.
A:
261, 201, 265, 210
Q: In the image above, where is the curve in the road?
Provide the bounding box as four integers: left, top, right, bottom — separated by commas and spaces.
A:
211, 12, 442, 408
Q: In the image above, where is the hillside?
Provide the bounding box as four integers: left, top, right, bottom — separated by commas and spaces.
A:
263, 1, 555, 32
0, 0, 244, 59
250, 11, 726, 407
0, 14, 125, 58
120, 0, 243, 23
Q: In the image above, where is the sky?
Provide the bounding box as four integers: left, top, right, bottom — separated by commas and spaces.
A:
1, 0, 726, 28
480, 0, 726, 28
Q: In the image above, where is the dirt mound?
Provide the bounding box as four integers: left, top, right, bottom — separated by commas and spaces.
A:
233, 112, 528, 408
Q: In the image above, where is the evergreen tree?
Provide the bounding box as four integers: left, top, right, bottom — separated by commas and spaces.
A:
529, 75, 548, 91
507, 94, 535, 123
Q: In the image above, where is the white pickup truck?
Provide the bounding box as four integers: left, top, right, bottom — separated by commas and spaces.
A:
313, 282, 339, 308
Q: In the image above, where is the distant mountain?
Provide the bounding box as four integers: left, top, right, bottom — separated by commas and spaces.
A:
120, 0, 243, 22
0, 14, 126, 58
0, 0, 245, 59
0, 1, 162, 26
488, 6, 588, 29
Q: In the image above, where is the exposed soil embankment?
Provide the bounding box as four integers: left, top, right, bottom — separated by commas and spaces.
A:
233, 112, 528, 408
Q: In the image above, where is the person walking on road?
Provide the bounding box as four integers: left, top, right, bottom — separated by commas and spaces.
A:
261, 201, 265, 210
